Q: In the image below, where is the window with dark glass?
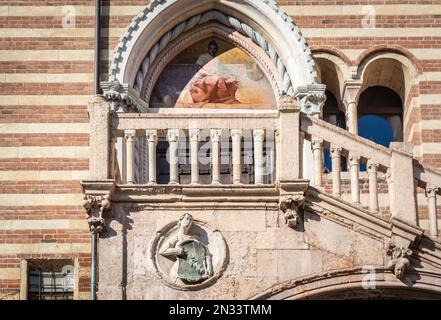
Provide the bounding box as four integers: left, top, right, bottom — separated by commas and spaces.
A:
27, 259, 74, 300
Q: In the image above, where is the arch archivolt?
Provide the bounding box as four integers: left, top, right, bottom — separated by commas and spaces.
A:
107, 0, 319, 105
251, 267, 441, 300
140, 22, 284, 105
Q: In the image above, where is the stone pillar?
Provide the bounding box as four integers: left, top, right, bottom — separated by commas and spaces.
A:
426, 185, 439, 237
367, 161, 379, 212
146, 130, 158, 184
342, 80, 362, 135
124, 130, 136, 184
87, 96, 111, 180
389, 142, 417, 225
231, 129, 242, 185
312, 138, 323, 187
210, 129, 222, 185
330, 145, 342, 196
189, 129, 200, 185
278, 96, 301, 182
349, 153, 361, 204
167, 129, 180, 185
253, 129, 265, 185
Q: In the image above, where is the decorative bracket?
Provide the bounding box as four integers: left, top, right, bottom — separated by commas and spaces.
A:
83, 194, 111, 234
279, 193, 305, 228
385, 217, 424, 279
386, 240, 413, 280
294, 84, 326, 117
80, 180, 116, 235
101, 81, 143, 113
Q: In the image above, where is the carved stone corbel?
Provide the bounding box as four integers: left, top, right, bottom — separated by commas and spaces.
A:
82, 194, 111, 234
386, 240, 413, 280
280, 193, 305, 228
294, 84, 327, 117
101, 80, 141, 113
80, 180, 116, 235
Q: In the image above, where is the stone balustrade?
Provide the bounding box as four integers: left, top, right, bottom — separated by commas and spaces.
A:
300, 113, 441, 239
110, 110, 279, 186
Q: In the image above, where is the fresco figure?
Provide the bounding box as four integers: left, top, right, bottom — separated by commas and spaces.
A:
189, 40, 240, 104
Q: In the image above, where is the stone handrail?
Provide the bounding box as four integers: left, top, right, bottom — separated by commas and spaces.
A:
300, 113, 440, 239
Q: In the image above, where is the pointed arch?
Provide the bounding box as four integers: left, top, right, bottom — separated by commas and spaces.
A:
108, 0, 317, 100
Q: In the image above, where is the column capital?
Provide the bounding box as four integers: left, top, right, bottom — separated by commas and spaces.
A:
311, 137, 323, 150
342, 80, 363, 106
210, 129, 222, 142
167, 129, 180, 142
189, 129, 200, 141
230, 129, 243, 139
330, 145, 342, 158
294, 84, 327, 117
425, 184, 440, 198
146, 129, 158, 143
348, 153, 360, 166
124, 129, 136, 139
253, 129, 265, 142
367, 161, 379, 173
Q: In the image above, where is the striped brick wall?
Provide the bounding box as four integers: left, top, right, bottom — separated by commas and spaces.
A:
0, 0, 440, 299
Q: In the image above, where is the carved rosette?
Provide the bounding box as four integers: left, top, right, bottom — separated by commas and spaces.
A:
386, 241, 413, 279
82, 194, 112, 234
279, 193, 305, 228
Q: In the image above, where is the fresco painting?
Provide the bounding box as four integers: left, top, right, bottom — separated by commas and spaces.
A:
149, 39, 276, 109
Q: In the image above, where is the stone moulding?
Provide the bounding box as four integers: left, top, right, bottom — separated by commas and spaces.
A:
250, 266, 441, 300
108, 0, 317, 99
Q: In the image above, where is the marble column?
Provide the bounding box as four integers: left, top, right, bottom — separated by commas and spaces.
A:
426, 185, 439, 237
210, 129, 222, 185
167, 129, 180, 185
253, 129, 265, 185
231, 129, 242, 185
312, 138, 323, 187
342, 80, 362, 135
189, 129, 200, 185
330, 145, 342, 196
349, 154, 361, 204
125, 130, 136, 184
367, 161, 379, 212
146, 130, 158, 184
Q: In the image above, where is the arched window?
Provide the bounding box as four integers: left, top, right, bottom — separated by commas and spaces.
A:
358, 86, 403, 146
146, 38, 277, 110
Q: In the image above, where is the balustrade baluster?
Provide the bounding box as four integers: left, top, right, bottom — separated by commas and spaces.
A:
349, 153, 361, 204
312, 138, 323, 187
211, 129, 222, 185
189, 129, 200, 185
367, 161, 379, 212
330, 145, 342, 196
231, 129, 242, 185
253, 129, 265, 185
125, 130, 136, 184
426, 185, 439, 237
146, 130, 158, 184
167, 129, 180, 185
